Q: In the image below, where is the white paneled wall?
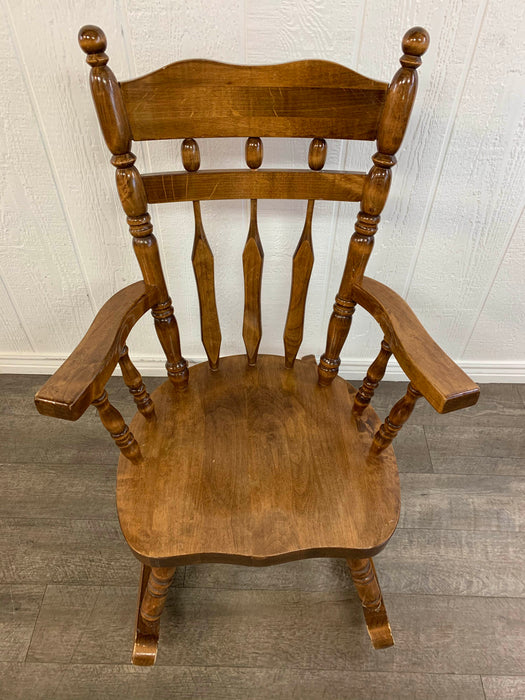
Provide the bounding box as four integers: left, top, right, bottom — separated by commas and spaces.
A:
0, 0, 523, 380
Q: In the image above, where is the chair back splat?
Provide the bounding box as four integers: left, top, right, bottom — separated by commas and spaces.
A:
78, 25, 431, 378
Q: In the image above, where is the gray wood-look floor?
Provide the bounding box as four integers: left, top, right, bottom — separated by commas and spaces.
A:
1, 374, 524, 699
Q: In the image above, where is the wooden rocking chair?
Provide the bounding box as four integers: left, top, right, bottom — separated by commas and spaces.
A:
35, 25, 480, 665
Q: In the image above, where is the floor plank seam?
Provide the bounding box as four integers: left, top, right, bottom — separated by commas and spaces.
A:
23, 584, 47, 663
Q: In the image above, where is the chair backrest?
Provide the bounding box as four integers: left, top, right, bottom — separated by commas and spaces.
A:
78, 25, 429, 386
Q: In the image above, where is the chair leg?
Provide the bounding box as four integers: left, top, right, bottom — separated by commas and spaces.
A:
347, 557, 394, 649
132, 564, 177, 666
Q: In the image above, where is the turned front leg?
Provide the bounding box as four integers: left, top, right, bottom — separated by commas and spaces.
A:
347, 558, 393, 649
139, 566, 177, 629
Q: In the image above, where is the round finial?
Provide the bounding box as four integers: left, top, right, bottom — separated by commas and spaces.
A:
402, 26, 429, 57
245, 137, 263, 169
181, 138, 200, 172
78, 25, 107, 54
308, 138, 327, 171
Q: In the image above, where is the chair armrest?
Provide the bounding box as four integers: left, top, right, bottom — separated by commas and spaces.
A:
352, 277, 480, 413
34, 281, 161, 421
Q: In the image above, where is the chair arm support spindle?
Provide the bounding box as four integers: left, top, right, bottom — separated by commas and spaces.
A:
119, 346, 155, 418
352, 277, 480, 414
372, 383, 422, 452
92, 391, 142, 462
34, 282, 161, 421
353, 339, 392, 416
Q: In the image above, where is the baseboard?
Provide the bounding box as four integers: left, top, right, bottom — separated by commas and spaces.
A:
1, 353, 524, 383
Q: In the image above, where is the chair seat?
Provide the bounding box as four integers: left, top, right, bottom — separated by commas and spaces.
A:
117, 354, 400, 566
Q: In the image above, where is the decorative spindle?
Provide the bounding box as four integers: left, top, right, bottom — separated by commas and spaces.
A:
182, 139, 222, 369
283, 209, 316, 368
139, 566, 177, 629
119, 346, 155, 418
242, 138, 264, 365
353, 339, 392, 416
242, 200, 264, 365
372, 382, 422, 452
181, 137, 200, 171
318, 27, 429, 388
245, 137, 263, 169
79, 26, 188, 390
282, 139, 326, 367
308, 138, 326, 170
92, 391, 142, 462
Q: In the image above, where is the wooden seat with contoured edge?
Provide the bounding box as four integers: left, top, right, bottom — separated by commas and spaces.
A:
35, 24, 480, 666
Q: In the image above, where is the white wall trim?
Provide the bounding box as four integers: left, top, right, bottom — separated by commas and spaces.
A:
1, 353, 524, 383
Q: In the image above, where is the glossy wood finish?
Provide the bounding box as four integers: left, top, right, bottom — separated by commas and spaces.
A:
373, 383, 422, 452
354, 276, 480, 413
347, 558, 394, 649
92, 390, 141, 462
284, 199, 315, 368
242, 200, 264, 365
121, 59, 388, 140
78, 26, 188, 390
34, 282, 160, 421
31, 24, 485, 667
318, 27, 430, 387
118, 346, 155, 418
133, 566, 177, 666
142, 169, 366, 203
182, 138, 222, 370
353, 339, 392, 416
282, 137, 326, 367
117, 355, 399, 566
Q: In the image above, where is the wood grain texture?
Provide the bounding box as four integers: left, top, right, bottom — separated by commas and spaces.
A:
482, 676, 525, 700
372, 383, 422, 452
34, 282, 160, 421
118, 346, 155, 418
23, 584, 525, 674
116, 355, 399, 566
353, 276, 480, 413
2, 2, 524, 380
353, 339, 392, 415
0, 585, 45, 662
347, 558, 393, 649
318, 28, 429, 387
399, 474, 525, 532
242, 201, 264, 364
142, 169, 366, 203
121, 59, 387, 140
191, 202, 221, 369
283, 199, 315, 367
0, 663, 487, 700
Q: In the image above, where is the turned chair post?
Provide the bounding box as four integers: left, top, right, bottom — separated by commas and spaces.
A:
347, 558, 393, 649
118, 346, 155, 418
372, 382, 422, 452
353, 339, 392, 416
318, 27, 429, 387
78, 26, 188, 389
139, 566, 177, 628
92, 390, 142, 462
